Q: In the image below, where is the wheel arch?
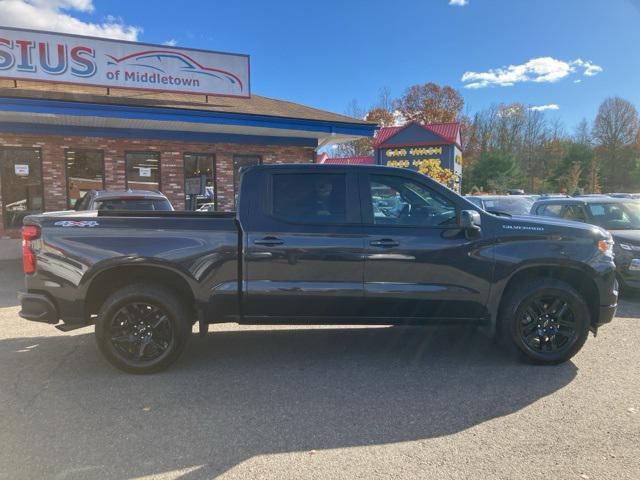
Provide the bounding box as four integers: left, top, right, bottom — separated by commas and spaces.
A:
84, 263, 197, 321
493, 264, 599, 331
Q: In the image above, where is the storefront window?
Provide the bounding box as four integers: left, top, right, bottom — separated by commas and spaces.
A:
125, 152, 160, 191
66, 149, 105, 208
0, 148, 44, 229
233, 155, 261, 200
184, 153, 215, 210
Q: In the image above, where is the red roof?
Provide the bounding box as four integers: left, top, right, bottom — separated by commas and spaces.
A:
373, 121, 461, 148
317, 155, 375, 165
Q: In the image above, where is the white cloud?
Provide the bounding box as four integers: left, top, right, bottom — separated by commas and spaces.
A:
0, 0, 141, 40
461, 56, 603, 88
449, 0, 468, 5
163, 39, 178, 46
573, 58, 603, 76
529, 104, 560, 112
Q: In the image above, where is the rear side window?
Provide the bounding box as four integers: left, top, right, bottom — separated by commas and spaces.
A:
272, 173, 347, 224
561, 205, 587, 222
537, 204, 563, 217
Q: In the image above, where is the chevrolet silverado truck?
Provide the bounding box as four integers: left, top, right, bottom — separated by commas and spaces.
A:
19, 164, 618, 373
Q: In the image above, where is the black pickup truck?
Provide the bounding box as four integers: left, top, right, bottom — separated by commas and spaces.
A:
19, 164, 618, 373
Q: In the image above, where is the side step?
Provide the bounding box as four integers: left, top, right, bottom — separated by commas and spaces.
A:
55, 323, 90, 332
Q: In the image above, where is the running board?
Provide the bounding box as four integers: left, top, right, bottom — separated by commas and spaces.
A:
55, 323, 90, 332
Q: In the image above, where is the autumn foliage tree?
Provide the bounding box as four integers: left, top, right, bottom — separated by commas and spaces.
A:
393, 83, 465, 124
418, 159, 459, 190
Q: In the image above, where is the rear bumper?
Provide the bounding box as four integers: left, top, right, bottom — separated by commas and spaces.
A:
18, 291, 59, 324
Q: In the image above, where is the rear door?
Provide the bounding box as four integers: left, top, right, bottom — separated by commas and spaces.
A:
242, 168, 366, 319
359, 171, 492, 321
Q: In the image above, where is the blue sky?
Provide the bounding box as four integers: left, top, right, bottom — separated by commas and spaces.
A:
1, 0, 639, 129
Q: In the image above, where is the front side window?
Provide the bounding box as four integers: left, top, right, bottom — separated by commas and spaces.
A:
368, 174, 456, 226
66, 150, 104, 208
125, 152, 160, 191
272, 173, 347, 224
0, 148, 43, 229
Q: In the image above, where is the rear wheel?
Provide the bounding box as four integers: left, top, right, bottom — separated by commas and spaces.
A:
95, 284, 191, 373
499, 278, 590, 364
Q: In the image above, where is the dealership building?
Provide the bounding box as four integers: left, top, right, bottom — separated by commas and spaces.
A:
0, 27, 375, 240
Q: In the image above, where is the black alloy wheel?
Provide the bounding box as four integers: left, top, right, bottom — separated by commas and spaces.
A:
500, 278, 590, 364
109, 302, 174, 363
96, 284, 190, 374
516, 294, 577, 355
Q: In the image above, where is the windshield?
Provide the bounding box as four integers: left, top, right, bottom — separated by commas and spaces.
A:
482, 197, 533, 215
587, 202, 640, 230
93, 198, 173, 211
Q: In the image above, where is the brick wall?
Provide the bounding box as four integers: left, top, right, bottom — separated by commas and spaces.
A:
0, 132, 316, 237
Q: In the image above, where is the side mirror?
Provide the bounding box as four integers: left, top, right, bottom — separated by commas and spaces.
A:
459, 210, 482, 230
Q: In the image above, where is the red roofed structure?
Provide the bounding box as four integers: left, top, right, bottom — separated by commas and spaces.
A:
316, 121, 463, 191
373, 122, 462, 149
316, 153, 375, 165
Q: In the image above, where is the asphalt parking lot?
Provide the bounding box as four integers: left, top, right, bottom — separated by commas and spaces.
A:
1, 259, 639, 480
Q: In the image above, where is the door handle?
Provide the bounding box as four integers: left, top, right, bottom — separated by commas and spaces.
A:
254, 236, 284, 246
370, 238, 399, 248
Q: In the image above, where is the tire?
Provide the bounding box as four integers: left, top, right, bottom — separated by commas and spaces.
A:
95, 284, 191, 374
499, 278, 590, 365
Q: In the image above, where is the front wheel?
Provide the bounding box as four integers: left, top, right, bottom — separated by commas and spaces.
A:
95, 284, 191, 374
499, 278, 591, 364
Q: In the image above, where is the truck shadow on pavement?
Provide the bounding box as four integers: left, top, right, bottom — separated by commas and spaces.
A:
0, 259, 21, 307
1, 325, 577, 480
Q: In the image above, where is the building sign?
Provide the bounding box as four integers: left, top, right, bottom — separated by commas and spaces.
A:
138, 167, 152, 178
382, 146, 445, 170
0, 26, 250, 97
14, 164, 29, 176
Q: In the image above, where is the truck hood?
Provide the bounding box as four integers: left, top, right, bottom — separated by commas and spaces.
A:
496, 214, 609, 239
609, 230, 640, 246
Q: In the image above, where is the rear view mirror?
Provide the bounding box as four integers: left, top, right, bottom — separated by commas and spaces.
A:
459, 210, 482, 230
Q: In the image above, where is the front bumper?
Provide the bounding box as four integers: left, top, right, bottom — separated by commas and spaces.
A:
596, 303, 617, 327
18, 291, 59, 324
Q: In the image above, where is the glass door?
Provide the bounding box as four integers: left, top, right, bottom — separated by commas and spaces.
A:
0, 148, 44, 229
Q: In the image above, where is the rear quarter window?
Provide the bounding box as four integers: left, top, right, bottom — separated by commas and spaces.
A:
538, 204, 563, 217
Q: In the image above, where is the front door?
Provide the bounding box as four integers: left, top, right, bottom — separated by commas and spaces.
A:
360, 171, 492, 321
243, 169, 366, 319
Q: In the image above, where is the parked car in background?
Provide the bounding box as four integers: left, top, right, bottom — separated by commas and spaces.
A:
465, 195, 534, 216
531, 197, 640, 290
610, 193, 640, 199
539, 193, 571, 199
75, 190, 174, 211
196, 202, 216, 212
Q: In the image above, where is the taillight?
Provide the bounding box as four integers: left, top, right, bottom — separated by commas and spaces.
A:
22, 225, 40, 274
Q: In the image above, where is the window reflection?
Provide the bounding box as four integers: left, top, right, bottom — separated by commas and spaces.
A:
66, 150, 104, 208
0, 148, 43, 229
184, 153, 215, 210
125, 152, 160, 190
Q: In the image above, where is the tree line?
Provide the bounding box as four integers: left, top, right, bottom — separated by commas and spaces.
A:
336, 84, 640, 194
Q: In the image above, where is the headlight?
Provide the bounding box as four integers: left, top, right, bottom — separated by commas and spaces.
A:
618, 243, 640, 252
598, 237, 614, 256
